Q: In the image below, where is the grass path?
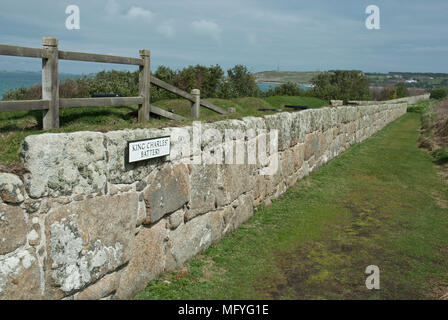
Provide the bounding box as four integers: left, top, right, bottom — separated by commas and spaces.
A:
136, 111, 448, 300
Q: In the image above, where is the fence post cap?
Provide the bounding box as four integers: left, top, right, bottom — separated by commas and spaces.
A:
191, 89, 200, 95
139, 49, 151, 57
42, 37, 58, 47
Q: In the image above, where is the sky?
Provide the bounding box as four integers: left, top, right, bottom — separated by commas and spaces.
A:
0, 0, 447, 74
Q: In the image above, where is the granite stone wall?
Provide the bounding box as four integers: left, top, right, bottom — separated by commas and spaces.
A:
348, 93, 430, 106
0, 102, 408, 299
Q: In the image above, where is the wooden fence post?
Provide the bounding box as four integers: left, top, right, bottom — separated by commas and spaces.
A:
191, 89, 200, 118
42, 37, 59, 130
138, 49, 151, 122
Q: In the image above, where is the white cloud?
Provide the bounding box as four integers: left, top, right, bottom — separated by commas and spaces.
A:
103, 1, 154, 22
157, 20, 175, 37
191, 19, 222, 40
126, 6, 154, 20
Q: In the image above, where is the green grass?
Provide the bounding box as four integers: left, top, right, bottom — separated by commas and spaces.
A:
263, 96, 329, 109
432, 149, 448, 165
135, 105, 448, 300
0, 96, 327, 165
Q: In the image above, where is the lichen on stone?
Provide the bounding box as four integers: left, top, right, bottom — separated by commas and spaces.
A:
50, 221, 124, 293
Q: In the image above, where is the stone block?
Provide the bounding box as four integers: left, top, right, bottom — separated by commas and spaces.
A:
265, 112, 292, 151
215, 164, 253, 207
188, 164, 218, 219
75, 272, 120, 300
223, 193, 254, 234
0, 173, 24, 204
143, 163, 189, 224
114, 220, 167, 299
167, 209, 185, 230
166, 211, 224, 270
0, 204, 27, 255
44, 193, 138, 297
0, 248, 41, 300
304, 133, 320, 161
21, 132, 107, 198
291, 144, 305, 172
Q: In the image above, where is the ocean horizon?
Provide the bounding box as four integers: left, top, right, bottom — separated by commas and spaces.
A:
0, 71, 85, 99
0, 71, 313, 99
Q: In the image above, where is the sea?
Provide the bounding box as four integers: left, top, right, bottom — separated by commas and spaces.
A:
257, 82, 312, 92
0, 71, 312, 99
0, 71, 82, 99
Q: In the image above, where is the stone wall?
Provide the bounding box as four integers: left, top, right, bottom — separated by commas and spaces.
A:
0, 103, 408, 300
348, 93, 430, 106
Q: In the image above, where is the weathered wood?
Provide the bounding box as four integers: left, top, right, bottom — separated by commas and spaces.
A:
60, 97, 143, 108
150, 77, 195, 101
0, 100, 49, 112
200, 100, 227, 114
58, 50, 143, 66
0, 44, 47, 59
150, 105, 186, 121
138, 50, 151, 122
0, 38, 226, 122
42, 37, 59, 130
191, 89, 200, 118
151, 76, 226, 114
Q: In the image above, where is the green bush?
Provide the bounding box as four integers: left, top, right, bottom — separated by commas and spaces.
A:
264, 82, 303, 97
394, 82, 409, 98
430, 88, 447, 100
431, 149, 448, 164
2, 78, 89, 100
2, 86, 29, 100
2, 64, 262, 102
226, 65, 261, 98
84, 70, 138, 97
310, 70, 371, 102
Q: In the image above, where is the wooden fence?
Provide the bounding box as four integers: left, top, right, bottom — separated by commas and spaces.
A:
0, 37, 227, 129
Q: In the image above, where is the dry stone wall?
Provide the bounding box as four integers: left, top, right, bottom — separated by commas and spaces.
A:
348, 93, 430, 106
0, 102, 408, 299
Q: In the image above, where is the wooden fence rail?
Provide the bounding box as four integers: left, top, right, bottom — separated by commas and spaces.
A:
0, 37, 226, 129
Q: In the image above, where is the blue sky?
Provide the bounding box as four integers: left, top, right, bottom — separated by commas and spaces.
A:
0, 0, 447, 74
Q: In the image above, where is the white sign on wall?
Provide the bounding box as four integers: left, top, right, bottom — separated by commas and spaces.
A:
128, 136, 170, 163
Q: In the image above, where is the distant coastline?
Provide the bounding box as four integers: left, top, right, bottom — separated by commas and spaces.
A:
256, 70, 448, 90
256, 80, 283, 85
257, 81, 313, 92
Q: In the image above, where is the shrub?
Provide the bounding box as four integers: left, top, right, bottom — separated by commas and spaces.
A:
310, 70, 371, 102
431, 149, 448, 164
264, 82, 303, 97
370, 86, 395, 101
85, 70, 139, 97
430, 88, 447, 100
226, 65, 261, 98
2, 64, 262, 102
394, 82, 409, 98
